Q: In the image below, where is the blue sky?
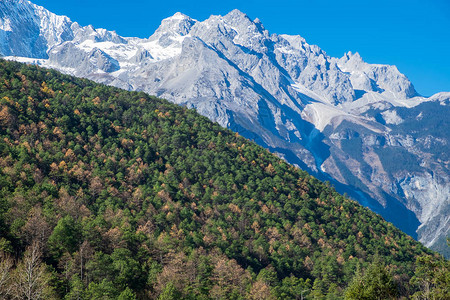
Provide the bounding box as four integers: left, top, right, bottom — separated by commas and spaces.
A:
33, 0, 450, 96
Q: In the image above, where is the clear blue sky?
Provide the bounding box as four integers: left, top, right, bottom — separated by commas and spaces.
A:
33, 0, 450, 96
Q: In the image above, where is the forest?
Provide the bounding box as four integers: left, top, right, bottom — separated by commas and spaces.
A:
0, 59, 448, 299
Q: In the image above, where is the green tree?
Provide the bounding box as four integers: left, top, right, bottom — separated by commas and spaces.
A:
110, 248, 143, 290
84, 279, 118, 300
276, 275, 311, 299
158, 282, 181, 300
410, 255, 450, 300
118, 287, 137, 300
48, 215, 82, 256
345, 257, 397, 300
311, 278, 326, 300
64, 275, 84, 300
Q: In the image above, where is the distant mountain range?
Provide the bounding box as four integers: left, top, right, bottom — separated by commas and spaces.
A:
1, 0, 448, 255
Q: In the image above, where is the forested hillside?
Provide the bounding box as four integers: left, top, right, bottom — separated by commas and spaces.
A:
0, 60, 448, 299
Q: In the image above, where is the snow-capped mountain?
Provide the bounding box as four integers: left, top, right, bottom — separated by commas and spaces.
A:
0, 0, 74, 58
1, 0, 449, 255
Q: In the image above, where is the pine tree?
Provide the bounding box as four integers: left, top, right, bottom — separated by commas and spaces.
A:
345, 256, 397, 300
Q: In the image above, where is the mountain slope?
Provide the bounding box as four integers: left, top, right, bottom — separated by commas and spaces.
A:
1, 0, 449, 255
1, 58, 447, 300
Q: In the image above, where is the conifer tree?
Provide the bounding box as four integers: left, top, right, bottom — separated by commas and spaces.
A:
345, 256, 397, 300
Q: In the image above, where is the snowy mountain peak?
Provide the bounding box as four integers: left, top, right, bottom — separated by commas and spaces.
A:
1, 0, 33, 10
168, 12, 191, 20
0, 0, 74, 58
223, 9, 266, 35
152, 12, 197, 38
337, 51, 418, 99
224, 9, 251, 22
72, 25, 127, 44
342, 51, 363, 64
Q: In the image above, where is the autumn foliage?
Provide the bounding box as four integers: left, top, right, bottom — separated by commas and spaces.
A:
0, 59, 447, 299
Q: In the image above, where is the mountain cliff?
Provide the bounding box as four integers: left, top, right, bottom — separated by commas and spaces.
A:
1, 0, 448, 255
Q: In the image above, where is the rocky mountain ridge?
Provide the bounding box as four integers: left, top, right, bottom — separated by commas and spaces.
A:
1, 0, 448, 255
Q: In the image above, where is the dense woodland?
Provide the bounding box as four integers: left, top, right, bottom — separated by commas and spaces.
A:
0, 59, 448, 299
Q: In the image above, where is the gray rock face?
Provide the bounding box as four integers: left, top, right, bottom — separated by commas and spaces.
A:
0, 0, 74, 58
337, 52, 418, 99
2, 1, 449, 256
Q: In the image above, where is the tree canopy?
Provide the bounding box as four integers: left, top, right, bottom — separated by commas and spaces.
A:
0, 59, 448, 299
